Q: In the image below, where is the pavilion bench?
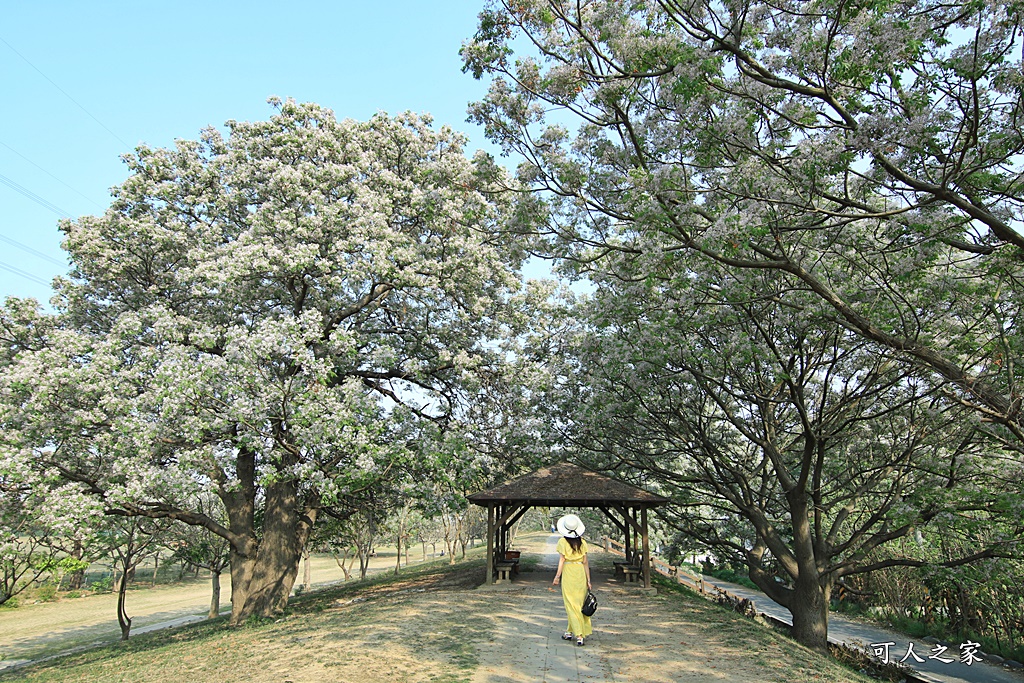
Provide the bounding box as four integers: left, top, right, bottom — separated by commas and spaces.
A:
618, 565, 643, 585
495, 561, 517, 583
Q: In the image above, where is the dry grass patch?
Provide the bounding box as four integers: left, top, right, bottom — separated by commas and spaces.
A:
2, 538, 874, 683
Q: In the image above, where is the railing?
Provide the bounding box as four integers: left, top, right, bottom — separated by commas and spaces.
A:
603, 536, 628, 556
601, 536, 760, 603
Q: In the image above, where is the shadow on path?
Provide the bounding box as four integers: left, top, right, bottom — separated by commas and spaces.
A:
472, 534, 622, 683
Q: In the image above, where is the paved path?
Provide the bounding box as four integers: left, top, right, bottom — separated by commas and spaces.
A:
696, 577, 1023, 683
471, 537, 1023, 683
472, 534, 618, 682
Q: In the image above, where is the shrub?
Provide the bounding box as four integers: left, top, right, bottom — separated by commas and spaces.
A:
90, 575, 114, 592
36, 583, 58, 602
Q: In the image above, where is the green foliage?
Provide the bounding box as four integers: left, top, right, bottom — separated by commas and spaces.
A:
89, 576, 113, 593
34, 584, 57, 603
704, 567, 760, 591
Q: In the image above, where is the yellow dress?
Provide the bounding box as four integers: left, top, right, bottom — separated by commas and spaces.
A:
557, 537, 592, 637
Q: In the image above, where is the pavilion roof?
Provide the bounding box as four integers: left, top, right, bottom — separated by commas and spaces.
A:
467, 462, 669, 508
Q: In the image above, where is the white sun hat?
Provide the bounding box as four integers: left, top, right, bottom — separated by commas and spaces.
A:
556, 514, 586, 538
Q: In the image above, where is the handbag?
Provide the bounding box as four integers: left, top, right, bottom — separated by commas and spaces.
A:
581, 590, 598, 616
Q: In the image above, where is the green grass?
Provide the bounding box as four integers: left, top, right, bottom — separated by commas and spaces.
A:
702, 566, 760, 590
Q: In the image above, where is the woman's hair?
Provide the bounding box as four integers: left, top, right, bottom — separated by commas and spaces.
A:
566, 536, 583, 553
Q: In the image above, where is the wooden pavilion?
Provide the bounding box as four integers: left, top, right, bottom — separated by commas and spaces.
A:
467, 462, 669, 588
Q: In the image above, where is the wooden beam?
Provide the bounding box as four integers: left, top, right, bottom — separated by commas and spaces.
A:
642, 506, 652, 589
486, 504, 495, 584
609, 503, 644, 534
506, 505, 530, 528
597, 506, 628, 537
496, 503, 527, 528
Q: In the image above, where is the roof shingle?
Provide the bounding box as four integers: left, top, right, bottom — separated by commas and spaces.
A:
467, 462, 669, 507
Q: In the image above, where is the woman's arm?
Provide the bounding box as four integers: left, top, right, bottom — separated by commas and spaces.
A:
583, 554, 592, 590
553, 554, 565, 585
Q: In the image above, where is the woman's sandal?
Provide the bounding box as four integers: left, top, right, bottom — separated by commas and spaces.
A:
562, 631, 573, 641
576, 636, 585, 647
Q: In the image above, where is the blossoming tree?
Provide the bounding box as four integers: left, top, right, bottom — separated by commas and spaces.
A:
462, 0, 1024, 650
0, 100, 526, 624
463, 0, 1024, 451
545, 257, 1021, 652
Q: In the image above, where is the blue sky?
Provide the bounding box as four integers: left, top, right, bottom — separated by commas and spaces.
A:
0, 1, 509, 305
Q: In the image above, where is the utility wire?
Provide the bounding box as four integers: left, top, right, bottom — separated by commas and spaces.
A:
0, 234, 66, 266
0, 172, 71, 217
0, 259, 51, 287
0, 140, 104, 210
0, 34, 132, 150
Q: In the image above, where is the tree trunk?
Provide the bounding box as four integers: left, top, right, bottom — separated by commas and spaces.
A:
209, 570, 221, 619
333, 549, 353, 580
789, 575, 830, 653
302, 546, 311, 591
358, 544, 370, 580
222, 472, 319, 626
395, 529, 402, 575
68, 540, 85, 591
152, 552, 160, 584
117, 571, 132, 641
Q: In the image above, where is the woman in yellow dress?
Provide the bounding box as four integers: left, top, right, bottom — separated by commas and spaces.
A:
552, 514, 592, 646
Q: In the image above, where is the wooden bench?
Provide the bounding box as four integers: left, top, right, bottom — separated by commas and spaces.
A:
622, 566, 643, 584
495, 561, 517, 583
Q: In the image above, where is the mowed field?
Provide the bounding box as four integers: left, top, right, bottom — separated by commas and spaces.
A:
0, 543, 455, 665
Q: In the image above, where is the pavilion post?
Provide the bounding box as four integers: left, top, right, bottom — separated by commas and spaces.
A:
641, 506, 652, 589
486, 504, 495, 584
633, 510, 640, 564
624, 511, 632, 563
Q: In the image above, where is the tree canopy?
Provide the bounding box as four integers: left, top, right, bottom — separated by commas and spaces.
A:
0, 99, 528, 623
463, 0, 1024, 449
463, 0, 1024, 651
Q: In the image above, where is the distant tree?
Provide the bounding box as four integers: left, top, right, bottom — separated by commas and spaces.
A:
0, 455, 99, 606
168, 494, 231, 619
0, 487, 54, 607
99, 516, 171, 640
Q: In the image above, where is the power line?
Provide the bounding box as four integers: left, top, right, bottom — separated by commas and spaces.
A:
0, 172, 71, 217
0, 34, 131, 150
0, 234, 66, 266
0, 140, 104, 210
0, 259, 51, 287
